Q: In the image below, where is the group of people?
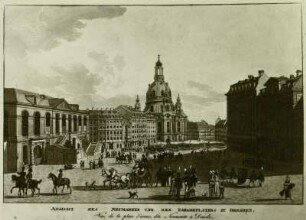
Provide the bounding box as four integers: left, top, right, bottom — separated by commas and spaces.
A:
116, 152, 133, 164
79, 157, 104, 170
208, 170, 225, 199
168, 166, 198, 199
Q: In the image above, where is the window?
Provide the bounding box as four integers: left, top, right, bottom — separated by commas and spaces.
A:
296, 93, 302, 102
23, 145, 28, 164
34, 112, 41, 135
167, 122, 170, 133
62, 114, 66, 127
46, 112, 51, 127
68, 115, 72, 132
78, 116, 82, 126
22, 111, 29, 136
73, 116, 77, 132
84, 117, 87, 126
55, 113, 60, 134
177, 122, 181, 132
158, 122, 162, 133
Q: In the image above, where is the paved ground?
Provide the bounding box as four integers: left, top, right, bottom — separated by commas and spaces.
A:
3, 157, 303, 204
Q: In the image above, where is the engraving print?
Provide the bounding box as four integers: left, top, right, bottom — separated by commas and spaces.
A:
3, 4, 303, 204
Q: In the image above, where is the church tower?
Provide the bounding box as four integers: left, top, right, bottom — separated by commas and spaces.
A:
134, 95, 141, 111
154, 55, 164, 82
175, 94, 182, 113
144, 55, 188, 142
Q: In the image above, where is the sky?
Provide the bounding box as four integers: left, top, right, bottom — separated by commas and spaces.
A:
5, 4, 302, 124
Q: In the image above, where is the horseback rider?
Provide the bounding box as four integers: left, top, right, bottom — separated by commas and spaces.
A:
17, 166, 27, 187
58, 169, 63, 185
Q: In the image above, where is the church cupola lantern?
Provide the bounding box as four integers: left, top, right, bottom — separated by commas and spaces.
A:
154, 55, 164, 82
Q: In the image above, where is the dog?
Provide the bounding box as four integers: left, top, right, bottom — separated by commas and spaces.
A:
85, 180, 97, 190
128, 191, 138, 199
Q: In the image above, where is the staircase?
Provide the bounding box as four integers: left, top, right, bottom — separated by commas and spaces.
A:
86, 143, 97, 156
55, 133, 69, 146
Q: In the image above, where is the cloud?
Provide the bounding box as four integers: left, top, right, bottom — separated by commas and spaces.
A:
67, 93, 140, 110
187, 81, 212, 91
5, 6, 127, 57
51, 63, 103, 96
185, 81, 225, 106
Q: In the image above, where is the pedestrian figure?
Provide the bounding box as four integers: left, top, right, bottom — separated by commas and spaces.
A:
249, 170, 257, 187
57, 169, 63, 185
219, 181, 225, 199
174, 171, 182, 199
17, 166, 27, 189
89, 160, 92, 169
279, 175, 295, 200
257, 170, 265, 187
26, 167, 33, 190
92, 160, 96, 169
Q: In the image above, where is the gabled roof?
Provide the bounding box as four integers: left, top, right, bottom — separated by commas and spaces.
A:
4, 88, 82, 112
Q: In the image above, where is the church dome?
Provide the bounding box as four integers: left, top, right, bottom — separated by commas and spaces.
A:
145, 55, 174, 112
146, 81, 172, 100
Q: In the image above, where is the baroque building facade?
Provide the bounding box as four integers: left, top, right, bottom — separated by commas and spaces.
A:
4, 88, 89, 172
88, 109, 125, 157
144, 56, 188, 142
226, 70, 303, 161
116, 103, 157, 149
226, 70, 269, 154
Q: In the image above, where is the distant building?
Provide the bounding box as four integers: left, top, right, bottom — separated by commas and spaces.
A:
144, 55, 188, 142
198, 120, 215, 141
116, 102, 157, 149
226, 70, 269, 154
215, 119, 227, 142
187, 121, 199, 140
4, 88, 89, 172
88, 109, 125, 157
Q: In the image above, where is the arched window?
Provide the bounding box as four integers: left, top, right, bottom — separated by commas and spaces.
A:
22, 111, 29, 136
55, 113, 60, 134
62, 114, 66, 132
68, 115, 72, 132
151, 90, 155, 97
34, 112, 41, 135
45, 112, 51, 127
158, 122, 162, 133
84, 117, 87, 126
73, 115, 77, 132
161, 90, 165, 96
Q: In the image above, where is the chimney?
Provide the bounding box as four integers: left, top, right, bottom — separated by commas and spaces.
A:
296, 70, 302, 76
258, 70, 264, 77
248, 75, 254, 80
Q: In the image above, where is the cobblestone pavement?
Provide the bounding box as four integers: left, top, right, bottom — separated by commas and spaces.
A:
3, 157, 303, 204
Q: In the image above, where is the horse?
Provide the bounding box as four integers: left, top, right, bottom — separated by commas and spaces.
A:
101, 168, 130, 189
47, 172, 72, 194
10, 175, 26, 197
